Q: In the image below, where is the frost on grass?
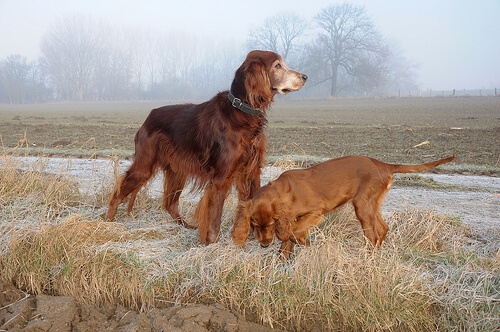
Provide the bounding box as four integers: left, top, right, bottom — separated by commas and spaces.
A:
0, 152, 499, 331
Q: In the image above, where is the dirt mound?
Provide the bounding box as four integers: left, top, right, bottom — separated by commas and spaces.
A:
0, 281, 278, 332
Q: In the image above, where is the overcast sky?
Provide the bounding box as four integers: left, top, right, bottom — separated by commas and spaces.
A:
1, 0, 499, 91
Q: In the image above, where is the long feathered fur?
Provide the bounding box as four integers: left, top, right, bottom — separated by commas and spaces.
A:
106, 50, 306, 244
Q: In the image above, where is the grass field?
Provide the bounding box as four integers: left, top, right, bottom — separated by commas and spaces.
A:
0, 152, 499, 330
0, 96, 499, 330
1, 96, 499, 169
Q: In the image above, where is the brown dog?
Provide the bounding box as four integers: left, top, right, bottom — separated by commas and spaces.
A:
106, 50, 307, 245
231, 155, 455, 259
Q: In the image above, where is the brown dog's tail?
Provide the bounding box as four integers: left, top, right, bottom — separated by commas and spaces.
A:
389, 155, 456, 174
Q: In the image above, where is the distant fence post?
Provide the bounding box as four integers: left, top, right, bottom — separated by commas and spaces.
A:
453, 89, 455, 96
496, 87, 498, 96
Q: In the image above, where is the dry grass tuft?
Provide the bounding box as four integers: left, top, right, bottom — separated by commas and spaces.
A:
1, 216, 155, 310
0, 154, 80, 213
1, 151, 499, 330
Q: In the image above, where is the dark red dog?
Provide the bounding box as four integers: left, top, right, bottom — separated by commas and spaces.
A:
107, 50, 307, 244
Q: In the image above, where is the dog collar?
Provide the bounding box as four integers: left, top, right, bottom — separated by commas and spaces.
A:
228, 91, 261, 116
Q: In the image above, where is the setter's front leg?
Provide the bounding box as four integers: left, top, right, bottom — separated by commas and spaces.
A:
234, 167, 260, 231
196, 182, 230, 245
236, 164, 262, 203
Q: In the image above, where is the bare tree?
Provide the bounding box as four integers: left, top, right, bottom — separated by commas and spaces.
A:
247, 12, 308, 61
27, 59, 51, 102
94, 28, 133, 100
124, 27, 150, 98
40, 15, 105, 100
381, 44, 420, 95
0, 55, 31, 103
308, 3, 390, 97
189, 42, 243, 99
0, 56, 51, 103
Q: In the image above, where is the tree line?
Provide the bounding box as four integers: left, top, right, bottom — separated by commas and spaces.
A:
0, 3, 419, 103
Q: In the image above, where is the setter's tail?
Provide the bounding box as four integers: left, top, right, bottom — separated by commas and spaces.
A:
389, 155, 455, 174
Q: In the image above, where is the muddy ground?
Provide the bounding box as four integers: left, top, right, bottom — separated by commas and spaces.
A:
0, 281, 277, 331
1, 97, 499, 167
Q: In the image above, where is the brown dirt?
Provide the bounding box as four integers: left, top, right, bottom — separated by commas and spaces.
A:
0, 97, 499, 167
267, 125, 499, 167
0, 281, 278, 332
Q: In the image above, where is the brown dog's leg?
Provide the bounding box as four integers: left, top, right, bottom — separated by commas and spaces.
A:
235, 164, 262, 203
372, 190, 390, 246
108, 172, 152, 221
162, 168, 195, 229
373, 211, 389, 246
196, 182, 230, 244
278, 214, 322, 260
107, 156, 156, 221
293, 214, 323, 237
279, 231, 313, 260
353, 198, 380, 247
279, 240, 295, 260
353, 202, 391, 247
127, 188, 140, 215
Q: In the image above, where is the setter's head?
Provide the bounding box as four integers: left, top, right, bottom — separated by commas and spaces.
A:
231, 183, 293, 247
231, 50, 307, 110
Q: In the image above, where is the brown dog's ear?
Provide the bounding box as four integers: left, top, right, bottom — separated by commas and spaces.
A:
231, 202, 252, 246
244, 61, 273, 109
272, 200, 293, 241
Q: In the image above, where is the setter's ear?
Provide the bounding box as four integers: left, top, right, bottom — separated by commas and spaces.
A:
244, 61, 273, 109
272, 200, 293, 241
231, 202, 252, 246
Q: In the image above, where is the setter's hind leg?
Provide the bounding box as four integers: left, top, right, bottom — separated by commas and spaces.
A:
126, 188, 140, 215
107, 152, 157, 221
162, 168, 195, 229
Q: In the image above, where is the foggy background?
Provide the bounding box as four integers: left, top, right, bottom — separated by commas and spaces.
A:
1, 0, 499, 103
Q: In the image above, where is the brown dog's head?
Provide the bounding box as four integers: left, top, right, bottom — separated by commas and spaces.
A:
231, 184, 293, 247
231, 50, 307, 109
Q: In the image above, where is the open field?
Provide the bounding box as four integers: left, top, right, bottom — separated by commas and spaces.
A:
0, 97, 499, 330
1, 96, 499, 169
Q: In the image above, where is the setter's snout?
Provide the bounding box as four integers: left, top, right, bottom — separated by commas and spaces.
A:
301, 74, 308, 82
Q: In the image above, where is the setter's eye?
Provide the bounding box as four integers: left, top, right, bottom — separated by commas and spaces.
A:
275, 63, 281, 69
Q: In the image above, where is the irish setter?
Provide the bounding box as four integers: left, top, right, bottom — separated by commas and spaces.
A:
231, 155, 455, 259
107, 50, 307, 244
